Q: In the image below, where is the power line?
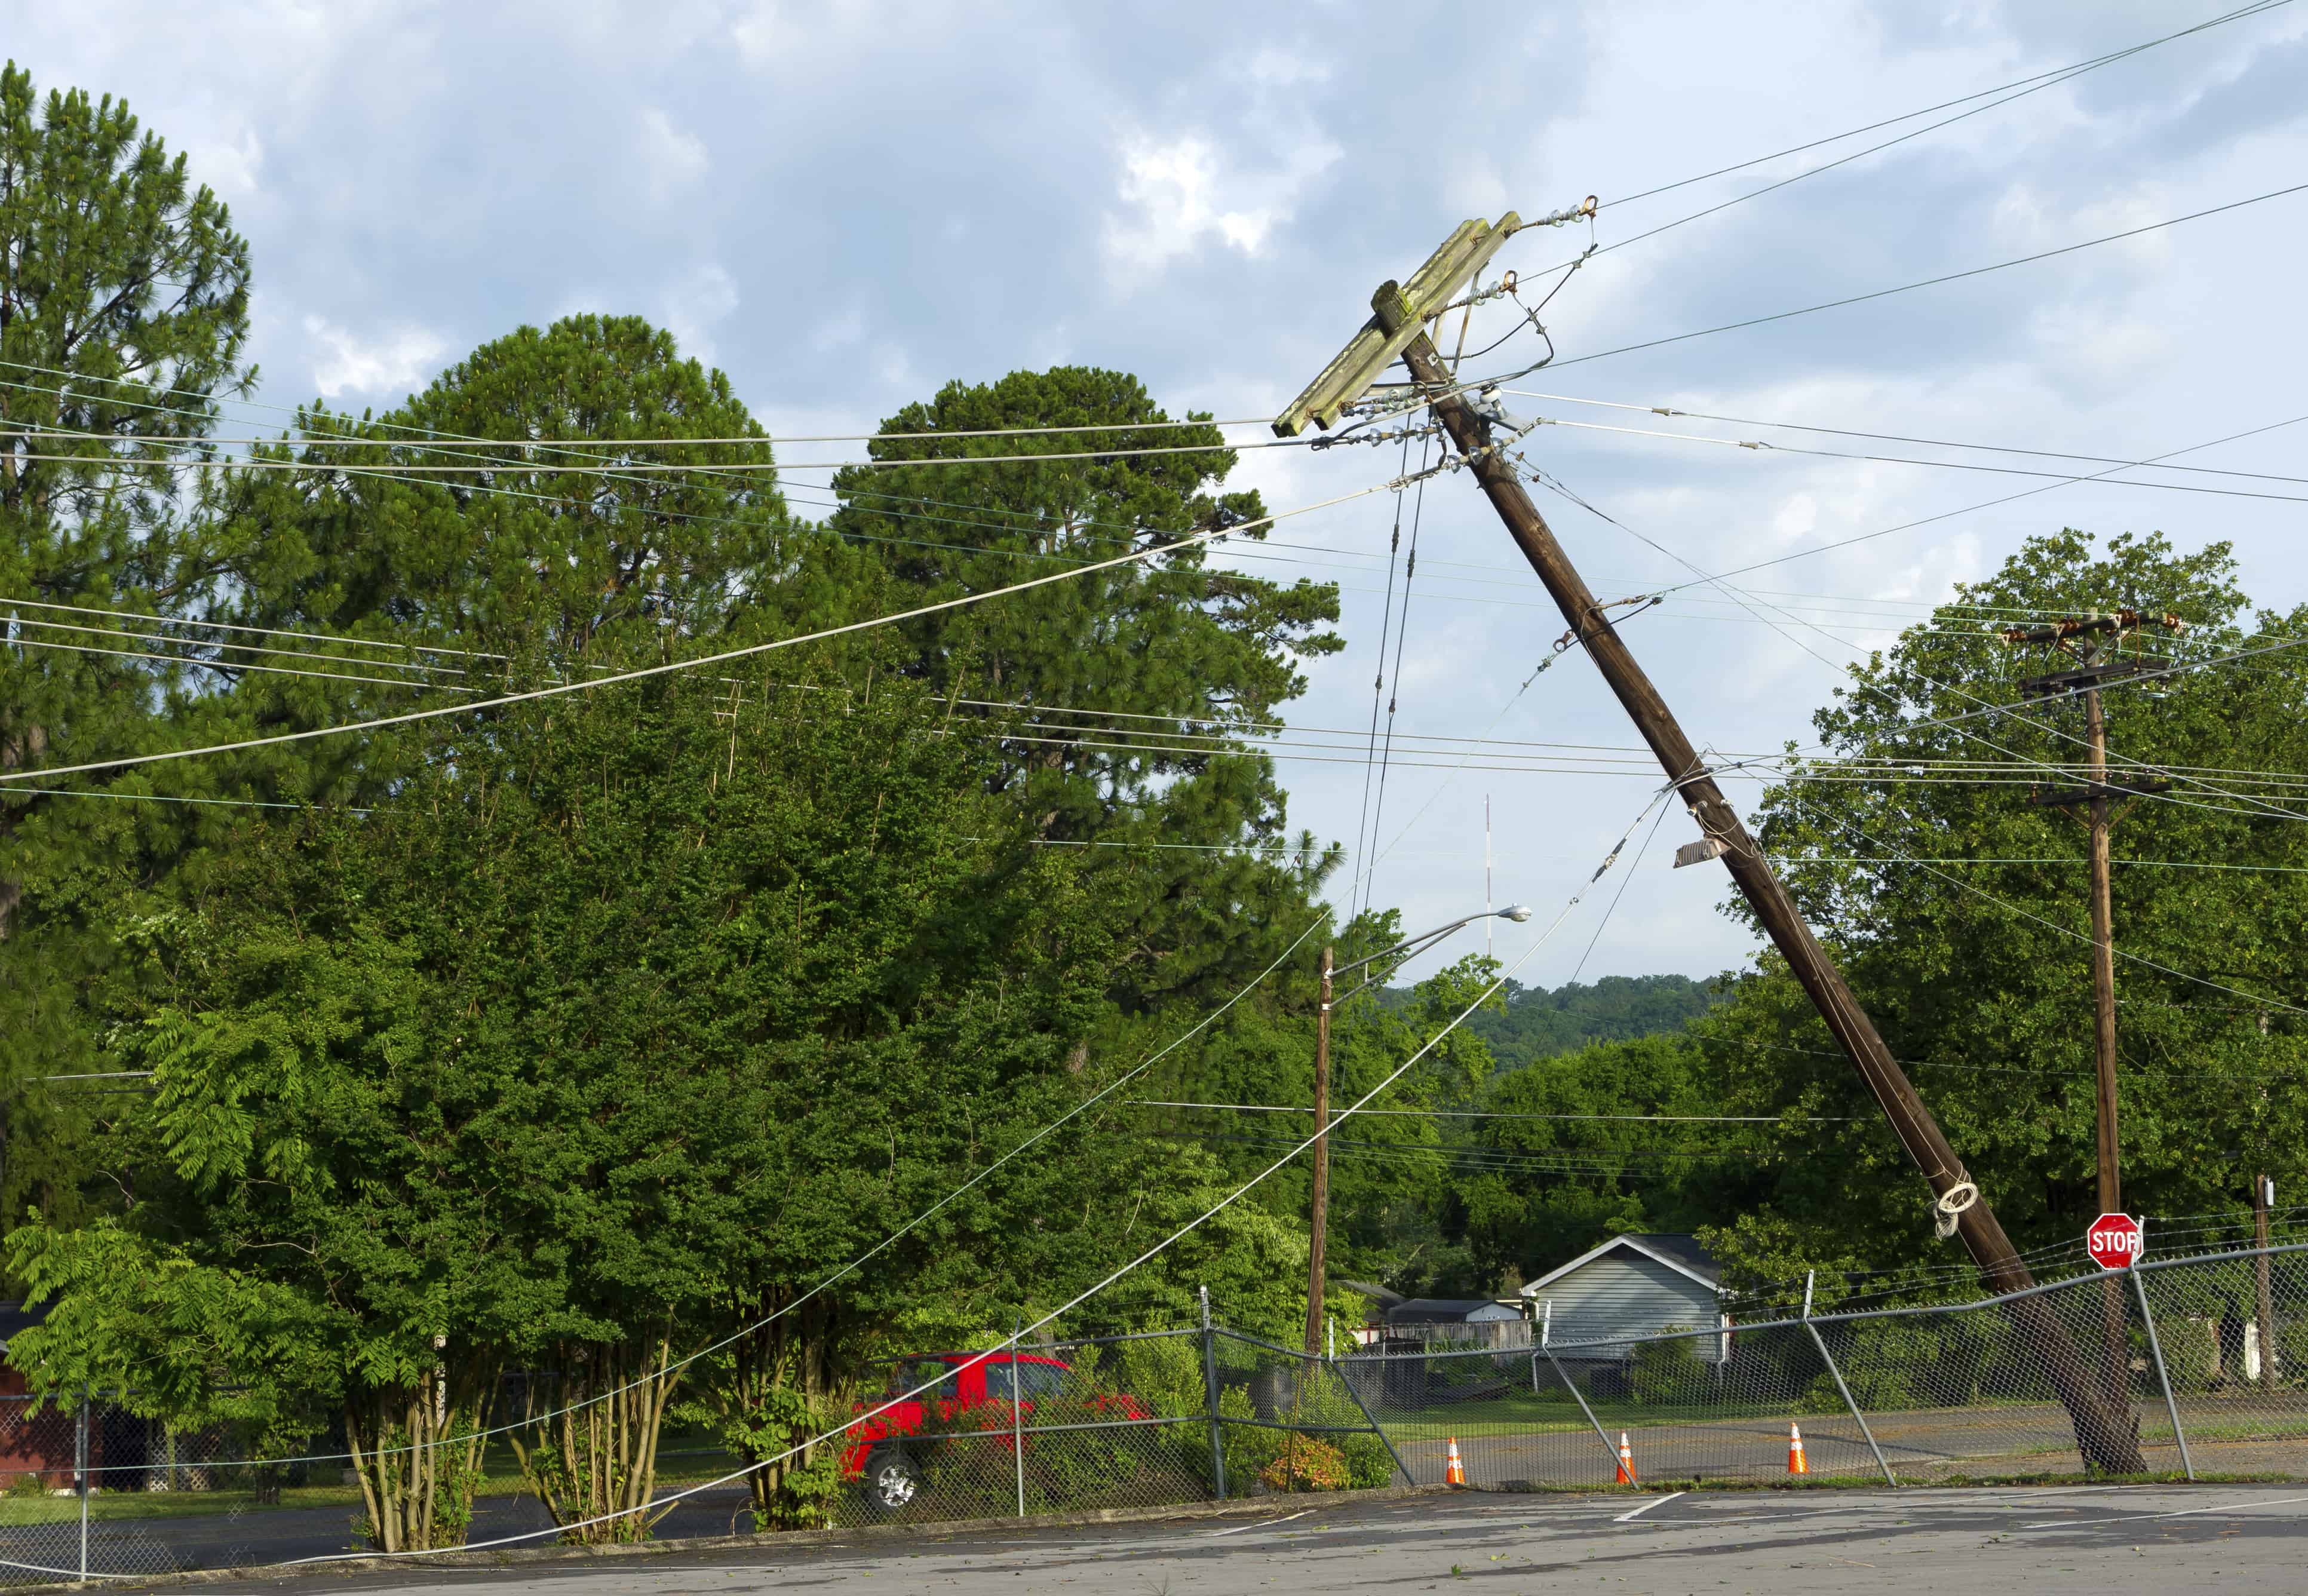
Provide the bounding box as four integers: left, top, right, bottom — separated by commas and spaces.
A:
0, 472, 1406, 788
1506, 388, 2308, 490
0, 359, 1273, 446
1, 633, 478, 693
1502, 410, 2308, 505
1131, 1100, 1849, 1123
1544, 180, 2308, 373
1563, 1, 2295, 267
1806, 801, 2308, 1017
1778, 854, 2308, 875
1595, 1, 2293, 214
2, 611, 471, 679
8, 431, 1321, 475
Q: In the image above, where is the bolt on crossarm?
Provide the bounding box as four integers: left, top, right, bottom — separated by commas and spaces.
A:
1273, 213, 2146, 1473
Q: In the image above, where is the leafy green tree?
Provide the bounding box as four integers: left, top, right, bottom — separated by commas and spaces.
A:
7, 668, 1136, 1543
1130, 913, 1504, 1302
1461, 975, 1721, 1073
827, 368, 1343, 1009
0, 59, 254, 1232
1698, 529, 2308, 1292
1454, 1032, 1760, 1291
223, 315, 859, 665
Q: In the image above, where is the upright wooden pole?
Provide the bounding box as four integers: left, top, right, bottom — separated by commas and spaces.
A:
1304, 946, 1335, 1356
2085, 687, 2122, 1213
1376, 301, 2144, 1473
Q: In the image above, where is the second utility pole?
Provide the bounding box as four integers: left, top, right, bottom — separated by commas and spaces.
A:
2003, 610, 2181, 1219
1273, 211, 2144, 1473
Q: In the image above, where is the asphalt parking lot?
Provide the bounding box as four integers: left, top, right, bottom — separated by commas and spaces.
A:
155, 1482, 2308, 1595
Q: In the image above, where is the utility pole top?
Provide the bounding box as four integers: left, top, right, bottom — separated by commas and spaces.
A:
1271, 214, 1520, 439
1999, 610, 2183, 650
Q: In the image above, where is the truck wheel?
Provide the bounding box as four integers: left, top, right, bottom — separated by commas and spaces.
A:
863, 1448, 922, 1512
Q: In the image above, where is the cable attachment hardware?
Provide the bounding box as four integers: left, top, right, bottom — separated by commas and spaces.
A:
1507, 195, 1601, 232
1933, 1176, 1979, 1239
1468, 386, 1535, 435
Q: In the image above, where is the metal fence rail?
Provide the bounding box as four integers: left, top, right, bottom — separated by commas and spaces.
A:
1, 1245, 2304, 1580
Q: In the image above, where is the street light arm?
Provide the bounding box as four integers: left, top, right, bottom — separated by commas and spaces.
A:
1331, 904, 1533, 980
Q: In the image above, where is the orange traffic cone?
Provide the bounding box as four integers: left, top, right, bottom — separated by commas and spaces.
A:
1444, 1436, 1466, 1487
1615, 1431, 1638, 1485
1787, 1422, 1808, 1476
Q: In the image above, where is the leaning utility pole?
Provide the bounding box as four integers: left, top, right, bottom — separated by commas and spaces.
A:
1274, 212, 2145, 1472
2002, 610, 2183, 1219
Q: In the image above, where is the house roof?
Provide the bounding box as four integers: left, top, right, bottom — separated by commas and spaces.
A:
1518, 1233, 1721, 1297
0, 1299, 50, 1352
1386, 1297, 1516, 1325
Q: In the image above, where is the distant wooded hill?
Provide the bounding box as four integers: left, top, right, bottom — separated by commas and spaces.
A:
1383, 974, 1723, 1070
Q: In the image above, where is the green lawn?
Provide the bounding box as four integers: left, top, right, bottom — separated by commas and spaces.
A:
0, 1447, 753, 1527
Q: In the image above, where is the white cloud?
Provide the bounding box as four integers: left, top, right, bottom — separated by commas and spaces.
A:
1246, 47, 1329, 88
1101, 131, 1339, 285
637, 108, 707, 200
658, 264, 740, 362
302, 315, 449, 400
186, 124, 265, 199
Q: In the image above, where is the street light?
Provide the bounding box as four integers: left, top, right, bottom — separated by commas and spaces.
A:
1305, 903, 1533, 1357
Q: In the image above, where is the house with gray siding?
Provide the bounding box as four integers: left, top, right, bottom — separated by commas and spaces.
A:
1519, 1233, 1727, 1362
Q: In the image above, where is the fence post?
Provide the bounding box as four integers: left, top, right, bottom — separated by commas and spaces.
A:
1328, 1339, 1413, 1487
1801, 1272, 1896, 1487
2131, 1267, 2195, 1481
75, 1385, 89, 1582
1199, 1287, 1227, 1500
1541, 1308, 1620, 1479
1012, 1317, 1027, 1520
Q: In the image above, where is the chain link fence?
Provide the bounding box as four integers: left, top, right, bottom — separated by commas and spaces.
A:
1347, 1245, 2308, 1490
2, 1245, 2306, 1580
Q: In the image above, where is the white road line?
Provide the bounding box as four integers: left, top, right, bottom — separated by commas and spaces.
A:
1205, 1509, 1314, 1537
1614, 1492, 1686, 1523
2017, 1491, 2308, 1531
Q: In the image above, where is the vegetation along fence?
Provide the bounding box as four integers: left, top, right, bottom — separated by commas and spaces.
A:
2, 1245, 2304, 1582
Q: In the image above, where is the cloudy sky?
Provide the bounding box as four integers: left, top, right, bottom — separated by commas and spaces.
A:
14, 0, 2307, 986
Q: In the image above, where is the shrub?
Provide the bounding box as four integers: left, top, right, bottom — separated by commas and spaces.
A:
1626, 1332, 1702, 1406
1259, 1437, 1352, 1493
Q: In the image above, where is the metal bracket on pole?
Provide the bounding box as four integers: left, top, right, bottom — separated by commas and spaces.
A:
1542, 1308, 1620, 1478
1802, 1272, 1896, 1487
2131, 1269, 2195, 1480
1199, 1287, 1229, 1499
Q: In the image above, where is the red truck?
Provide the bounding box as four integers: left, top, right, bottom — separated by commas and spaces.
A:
841, 1351, 1140, 1512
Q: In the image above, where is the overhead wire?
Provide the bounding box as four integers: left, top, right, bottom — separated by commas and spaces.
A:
1540, 180, 2308, 374
1496, 410, 2308, 505
1504, 388, 2308, 490
1544, 1, 2295, 271
1594, 1, 2294, 215
0, 473, 1419, 790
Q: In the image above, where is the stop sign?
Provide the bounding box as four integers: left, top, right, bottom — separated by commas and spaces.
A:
2087, 1212, 2145, 1270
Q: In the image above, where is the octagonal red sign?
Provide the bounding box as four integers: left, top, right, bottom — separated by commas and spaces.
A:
2087, 1212, 2144, 1270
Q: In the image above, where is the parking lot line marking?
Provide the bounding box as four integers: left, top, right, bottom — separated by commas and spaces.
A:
1615, 1493, 1686, 1523
1205, 1509, 1313, 1537
2017, 1492, 2308, 1531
